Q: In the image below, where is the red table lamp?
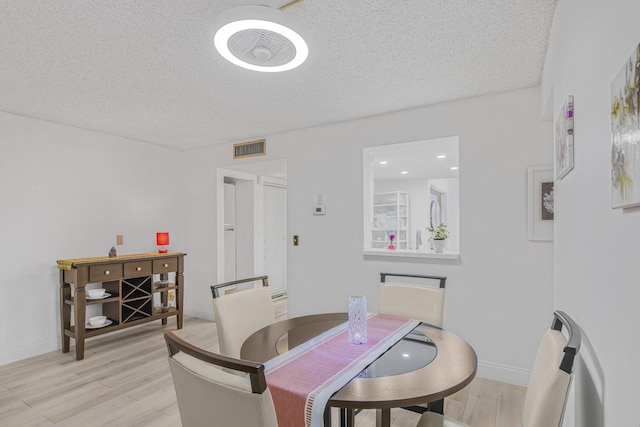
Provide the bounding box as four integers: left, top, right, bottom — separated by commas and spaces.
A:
156, 232, 169, 253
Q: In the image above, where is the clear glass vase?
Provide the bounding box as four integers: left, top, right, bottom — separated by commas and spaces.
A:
348, 295, 368, 344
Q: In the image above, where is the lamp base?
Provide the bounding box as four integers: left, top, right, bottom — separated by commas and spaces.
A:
158, 248, 168, 253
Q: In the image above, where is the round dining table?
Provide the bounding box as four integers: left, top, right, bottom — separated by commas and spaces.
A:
241, 313, 477, 427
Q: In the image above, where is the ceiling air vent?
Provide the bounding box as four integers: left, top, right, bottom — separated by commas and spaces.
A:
233, 139, 266, 159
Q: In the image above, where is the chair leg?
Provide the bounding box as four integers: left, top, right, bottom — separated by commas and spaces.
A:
339, 408, 356, 427
375, 408, 391, 427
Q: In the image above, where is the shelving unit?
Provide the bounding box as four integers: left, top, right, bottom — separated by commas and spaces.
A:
372, 191, 409, 250
57, 252, 186, 360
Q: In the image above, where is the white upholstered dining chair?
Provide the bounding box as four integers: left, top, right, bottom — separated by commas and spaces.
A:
164, 331, 279, 427
378, 272, 448, 415
378, 273, 447, 328
211, 276, 276, 358
416, 310, 582, 427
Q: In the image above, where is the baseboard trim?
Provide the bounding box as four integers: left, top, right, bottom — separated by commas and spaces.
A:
1, 311, 215, 367
185, 307, 214, 321
0, 338, 59, 367
477, 360, 530, 387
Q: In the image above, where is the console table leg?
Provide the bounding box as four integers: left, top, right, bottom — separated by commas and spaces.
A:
176, 271, 184, 329
60, 279, 71, 353
161, 291, 168, 325
74, 287, 86, 360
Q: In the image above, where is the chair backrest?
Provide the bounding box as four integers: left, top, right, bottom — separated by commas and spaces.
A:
211, 276, 276, 358
164, 331, 279, 427
522, 310, 581, 427
377, 273, 446, 328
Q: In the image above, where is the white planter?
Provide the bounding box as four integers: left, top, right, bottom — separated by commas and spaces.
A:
432, 239, 446, 253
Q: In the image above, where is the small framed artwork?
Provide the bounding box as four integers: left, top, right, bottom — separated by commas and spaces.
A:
528, 166, 554, 241
555, 95, 574, 180
610, 43, 640, 208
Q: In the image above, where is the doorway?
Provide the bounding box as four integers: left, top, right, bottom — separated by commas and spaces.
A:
216, 160, 288, 298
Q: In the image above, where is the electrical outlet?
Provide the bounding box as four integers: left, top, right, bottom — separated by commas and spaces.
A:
116, 235, 124, 245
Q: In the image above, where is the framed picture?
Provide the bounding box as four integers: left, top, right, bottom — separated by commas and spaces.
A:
555, 95, 574, 179
610, 43, 640, 208
527, 166, 554, 241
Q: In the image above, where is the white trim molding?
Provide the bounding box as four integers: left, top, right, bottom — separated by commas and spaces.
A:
477, 359, 531, 387
362, 249, 460, 264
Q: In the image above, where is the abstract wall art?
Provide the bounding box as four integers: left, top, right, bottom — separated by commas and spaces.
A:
611, 43, 640, 208
555, 95, 574, 180
527, 166, 554, 241
541, 181, 554, 221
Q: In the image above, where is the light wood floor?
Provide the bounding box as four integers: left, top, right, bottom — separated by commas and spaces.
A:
0, 300, 525, 426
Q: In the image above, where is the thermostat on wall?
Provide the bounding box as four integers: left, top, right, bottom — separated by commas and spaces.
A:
314, 205, 326, 215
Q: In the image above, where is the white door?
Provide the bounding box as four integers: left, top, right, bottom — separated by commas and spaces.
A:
263, 181, 287, 298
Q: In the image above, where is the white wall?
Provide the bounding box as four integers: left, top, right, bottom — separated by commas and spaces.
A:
0, 86, 555, 387
184, 87, 554, 385
543, 0, 640, 425
0, 112, 184, 365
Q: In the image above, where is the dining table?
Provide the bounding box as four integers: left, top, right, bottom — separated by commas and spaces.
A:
241, 312, 477, 427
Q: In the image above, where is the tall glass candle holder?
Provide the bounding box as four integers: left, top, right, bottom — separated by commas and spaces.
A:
348, 295, 368, 344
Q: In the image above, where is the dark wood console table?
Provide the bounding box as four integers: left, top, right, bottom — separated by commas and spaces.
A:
57, 252, 186, 360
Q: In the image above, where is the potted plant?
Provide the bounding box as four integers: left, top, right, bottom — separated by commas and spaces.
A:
427, 223, 449, 253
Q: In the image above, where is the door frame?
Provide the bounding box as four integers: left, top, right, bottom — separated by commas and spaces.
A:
216, 168, 262, 283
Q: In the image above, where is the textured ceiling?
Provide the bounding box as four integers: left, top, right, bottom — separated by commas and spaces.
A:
0, 0, 557, 151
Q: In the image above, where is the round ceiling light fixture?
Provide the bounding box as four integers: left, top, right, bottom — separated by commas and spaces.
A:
214, 5, 309, 73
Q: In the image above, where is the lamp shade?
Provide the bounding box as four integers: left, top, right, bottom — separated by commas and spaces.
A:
156, 232, 169, 246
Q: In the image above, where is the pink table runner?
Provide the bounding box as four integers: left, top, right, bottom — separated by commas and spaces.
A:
263, 314, 419, 427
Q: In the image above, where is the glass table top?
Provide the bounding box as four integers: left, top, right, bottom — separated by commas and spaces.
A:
275, 323, 438, 378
